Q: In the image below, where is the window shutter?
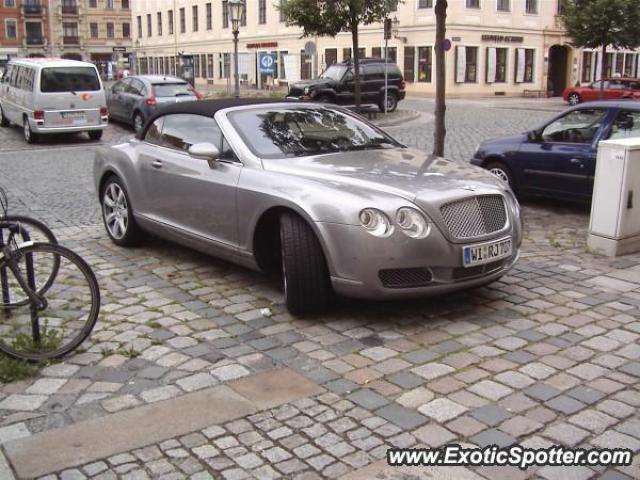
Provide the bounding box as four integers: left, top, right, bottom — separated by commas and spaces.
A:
486, 47, 496, 83
515, 48, 525, 83
456, 46, 466, 83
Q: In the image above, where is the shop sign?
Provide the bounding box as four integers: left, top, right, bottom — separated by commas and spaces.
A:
481, 34, 524, 43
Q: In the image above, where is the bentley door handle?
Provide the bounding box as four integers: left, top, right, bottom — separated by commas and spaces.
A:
569, 158, 583, 164
151, 160, 163, 169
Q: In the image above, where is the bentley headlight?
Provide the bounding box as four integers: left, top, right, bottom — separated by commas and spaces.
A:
396, 207, 431, 239
359, 208, 393, 237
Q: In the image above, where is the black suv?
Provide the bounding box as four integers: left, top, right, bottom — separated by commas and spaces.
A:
287, 58, 406, 112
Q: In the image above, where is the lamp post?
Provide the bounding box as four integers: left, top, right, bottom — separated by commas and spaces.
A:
228, 0, 244, 99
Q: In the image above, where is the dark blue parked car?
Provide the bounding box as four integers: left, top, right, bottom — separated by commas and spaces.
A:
471, 101, 640, 202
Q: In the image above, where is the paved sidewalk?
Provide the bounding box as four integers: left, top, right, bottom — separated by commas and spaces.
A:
0, 198, 637, 479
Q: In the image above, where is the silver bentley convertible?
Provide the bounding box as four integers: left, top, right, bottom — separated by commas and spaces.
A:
94, 99, 522, 315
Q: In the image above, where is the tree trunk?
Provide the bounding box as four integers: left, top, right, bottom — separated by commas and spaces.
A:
433, 0, 447, 157
351, 18, 362, 107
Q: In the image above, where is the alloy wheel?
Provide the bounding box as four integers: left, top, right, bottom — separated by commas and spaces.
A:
489, 167, 510, 184
103, 183, 129, 240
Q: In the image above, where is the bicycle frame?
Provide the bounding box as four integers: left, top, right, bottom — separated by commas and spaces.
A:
0, 221, 44, 343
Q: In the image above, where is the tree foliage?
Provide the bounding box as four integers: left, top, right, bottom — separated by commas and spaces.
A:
561, 0, 640, 50
561, 0, 640, 94
279, 0, 397, 106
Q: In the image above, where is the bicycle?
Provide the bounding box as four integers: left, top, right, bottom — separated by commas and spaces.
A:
0, 188, 100, 361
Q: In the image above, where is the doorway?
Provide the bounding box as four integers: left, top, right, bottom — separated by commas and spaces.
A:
548, 45, 570, 96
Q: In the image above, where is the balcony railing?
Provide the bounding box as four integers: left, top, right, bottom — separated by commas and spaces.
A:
62, 35, 80, 45
22, 4, 44, 15
26, 35, 44, 46
61, 4, 78, 15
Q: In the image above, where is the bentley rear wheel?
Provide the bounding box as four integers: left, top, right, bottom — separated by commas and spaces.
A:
280, 212, 331, 315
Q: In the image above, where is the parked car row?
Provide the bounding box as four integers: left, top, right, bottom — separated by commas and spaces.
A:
0, 57, 202, 143
562, 77, 640, 105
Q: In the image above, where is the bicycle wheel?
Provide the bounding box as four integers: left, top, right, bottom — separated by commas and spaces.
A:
0, 215, 59, 307
0, 242, 100, 361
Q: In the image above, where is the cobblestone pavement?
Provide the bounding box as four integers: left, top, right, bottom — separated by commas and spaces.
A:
1, 98, 638, 479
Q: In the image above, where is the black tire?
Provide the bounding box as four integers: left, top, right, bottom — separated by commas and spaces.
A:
0, 242, 100, 361
567, 92, 581, 106
315, 94, 332, 104
0, 105, 9, 127
100, 176, 144, 246
280, 212, 331, 315
485, 161, 515, 192
0, 215, 59, 307
379, 92, 398, 113
132, 111, 145, 133
23, 117, 38, 144
88, 130, 103, 141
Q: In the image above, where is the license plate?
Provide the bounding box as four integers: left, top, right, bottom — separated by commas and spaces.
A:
60, 111, 86, 125
463, 238, 512, 268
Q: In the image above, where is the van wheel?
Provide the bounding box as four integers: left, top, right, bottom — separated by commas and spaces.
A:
23, 117, 38, 144
88, 130, 103, 141
133, 112, 145, 133
379, 92, 398, 113
0, 105, 9, 127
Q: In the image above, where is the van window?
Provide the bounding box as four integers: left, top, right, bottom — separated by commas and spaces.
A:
9, 66, 20, 87
18, 68, 35, 91
40, 66, 101, 93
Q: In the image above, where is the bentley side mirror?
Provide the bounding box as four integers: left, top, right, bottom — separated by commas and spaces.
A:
189, 142, 220, 162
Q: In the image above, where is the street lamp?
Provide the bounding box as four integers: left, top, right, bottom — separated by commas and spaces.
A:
392, 17, 400, 39
228, 0, 244, 99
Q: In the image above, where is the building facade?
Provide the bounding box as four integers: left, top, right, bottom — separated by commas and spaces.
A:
0, 0, 22, 70
0, 0, 132, 76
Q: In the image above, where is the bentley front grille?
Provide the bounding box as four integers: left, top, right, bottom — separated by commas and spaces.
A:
440, 195, 507, 239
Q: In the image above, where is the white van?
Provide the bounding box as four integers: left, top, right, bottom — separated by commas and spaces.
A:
0, 58, 108, 143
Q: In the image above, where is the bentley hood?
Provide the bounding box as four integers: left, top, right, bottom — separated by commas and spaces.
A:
263, 147, 508, 204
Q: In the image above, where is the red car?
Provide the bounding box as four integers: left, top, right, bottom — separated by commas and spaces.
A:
563, 77, 640, 105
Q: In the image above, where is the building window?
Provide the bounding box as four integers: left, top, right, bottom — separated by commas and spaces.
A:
418, 0, 433, 7
466, 0, 480, 8
157, 12, 162, 36
168, 10, 174, 34
192, 5, 198, 32
280, 0, 286, 22
146, 14, 152, 37
179, 7, 185, 33
372, 47, 382, 58
615, 53, 624, 75
557, 0, 566, 15
624, 53, 635, 77
525, 0, 538, 14
515, 48, 535, 83
418, 46, 432, 82
136, 15, 142, 38
497, 0, 510, 11
5, 19, 17, 39
581, 51, 593, 83
106, 22, 114, 38
122, 0, 129, 9
240, 3, 246, 26
343, 48, 351, 61
222, 1, 229, 28
259, 0, 267, 24
122, 22, 130, 38
487, 47, 508, 82
89, 0, 96, 7
206, 3, 212, 30
456, 46, 478, 83
89, 22, 98, 38
325, 48, 337, 67
106, 0, 113, 9
4, 0, 15, 6
403, 46, 415, 82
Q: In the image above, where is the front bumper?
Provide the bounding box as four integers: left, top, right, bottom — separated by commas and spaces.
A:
316, 220, 521, 300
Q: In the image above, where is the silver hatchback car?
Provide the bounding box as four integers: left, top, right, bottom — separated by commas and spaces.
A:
94, 99, 522, 315
106, 75, 200, 133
